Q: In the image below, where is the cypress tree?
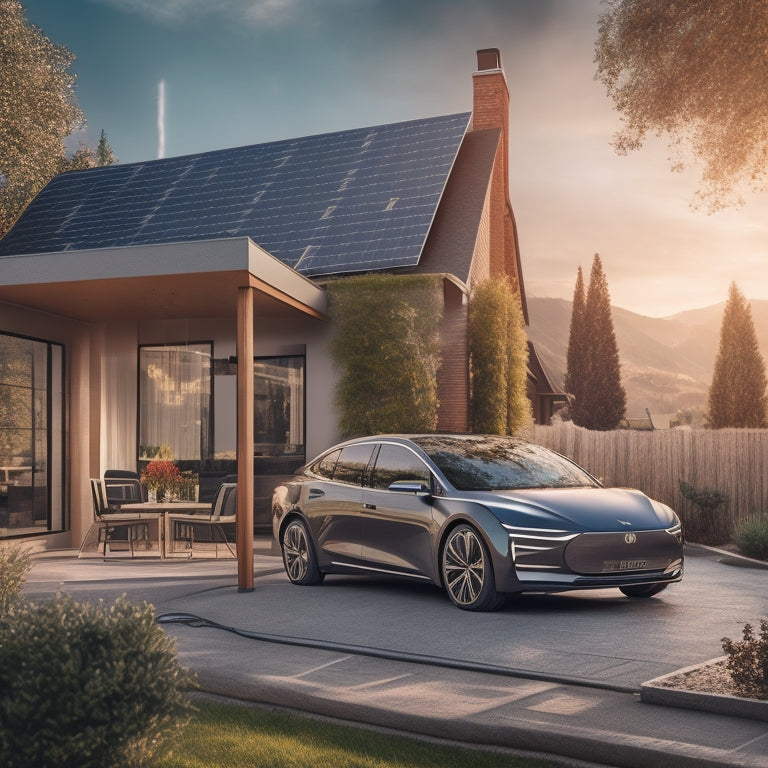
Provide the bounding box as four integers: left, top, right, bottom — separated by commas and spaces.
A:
564, 266, 586, 417
708, 282, 768, 428
569, 254, 626, 430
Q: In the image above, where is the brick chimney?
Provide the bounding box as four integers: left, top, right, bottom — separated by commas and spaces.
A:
472, 48, 510, 183
472, 48, 515, 282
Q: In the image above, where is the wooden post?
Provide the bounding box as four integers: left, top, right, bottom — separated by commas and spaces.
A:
236, 287, 255, 591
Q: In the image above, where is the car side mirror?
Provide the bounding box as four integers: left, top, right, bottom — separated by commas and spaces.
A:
388, 480, 432, 497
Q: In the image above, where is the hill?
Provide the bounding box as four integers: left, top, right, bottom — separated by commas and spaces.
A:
526, 297, 768, 422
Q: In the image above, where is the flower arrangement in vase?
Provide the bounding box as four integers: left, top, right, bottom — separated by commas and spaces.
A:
140, 460, 182, 502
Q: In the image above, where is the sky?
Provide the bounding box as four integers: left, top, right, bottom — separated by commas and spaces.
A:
19, 0, 768, 318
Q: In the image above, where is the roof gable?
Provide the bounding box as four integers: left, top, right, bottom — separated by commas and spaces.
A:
0, 113, 471, 277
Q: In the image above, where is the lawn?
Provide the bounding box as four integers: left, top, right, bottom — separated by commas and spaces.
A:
153, 697, 562, 768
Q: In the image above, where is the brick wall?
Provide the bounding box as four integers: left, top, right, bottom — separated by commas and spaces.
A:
436, 282, 470, 431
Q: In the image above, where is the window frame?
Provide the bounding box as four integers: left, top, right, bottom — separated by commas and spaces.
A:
0, 330, 65, 539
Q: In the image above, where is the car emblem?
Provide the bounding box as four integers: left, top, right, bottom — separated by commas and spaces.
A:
624, 533, 637, 544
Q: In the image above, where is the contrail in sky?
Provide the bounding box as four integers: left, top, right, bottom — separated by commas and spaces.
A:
158, 79, 166, 159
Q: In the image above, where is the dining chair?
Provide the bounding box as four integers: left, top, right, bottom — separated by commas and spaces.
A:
103, 476, 145, 506
90, 478, 151, 558
166, 482, 237, 558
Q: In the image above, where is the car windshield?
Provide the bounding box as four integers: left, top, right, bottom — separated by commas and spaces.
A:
411, 436, 599, 491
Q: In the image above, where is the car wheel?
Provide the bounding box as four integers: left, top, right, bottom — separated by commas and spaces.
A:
620, 583, 668, 598
281, 518, 323, 585
441, 524, 503, 611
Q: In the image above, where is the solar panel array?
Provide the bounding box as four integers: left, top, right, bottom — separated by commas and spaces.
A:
0, 113, 471, 277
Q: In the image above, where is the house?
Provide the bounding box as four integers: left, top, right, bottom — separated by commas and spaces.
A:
0, 49, 560, 578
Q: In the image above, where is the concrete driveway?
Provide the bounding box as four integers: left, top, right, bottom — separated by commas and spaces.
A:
24, 544, 767, 690
21, 543, 768, 767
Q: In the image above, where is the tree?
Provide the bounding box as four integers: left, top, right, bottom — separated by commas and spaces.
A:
707, 283, 768, 428
468, 279, 532, 435
0, 0, 84, 239
64, 144, 96, 172
566, 254, 626, 430
563, 265, 586, 409
595, 0, 768, 211
96, 129, 117, 166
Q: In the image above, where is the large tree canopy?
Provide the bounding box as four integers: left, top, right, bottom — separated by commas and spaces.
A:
0, 0, 84, 238
595, 0, 768, 211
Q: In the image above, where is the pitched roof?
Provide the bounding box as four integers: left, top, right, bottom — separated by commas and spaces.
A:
0, 113, 471, 277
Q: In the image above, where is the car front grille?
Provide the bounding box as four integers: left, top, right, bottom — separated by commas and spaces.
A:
563, 529, 683, 576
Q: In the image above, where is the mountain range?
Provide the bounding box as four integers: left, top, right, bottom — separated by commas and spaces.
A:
526, 297, 768, 424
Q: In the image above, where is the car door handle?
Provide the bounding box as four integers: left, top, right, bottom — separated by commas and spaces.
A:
363, 502, 376, 510
308, 488, 325, 500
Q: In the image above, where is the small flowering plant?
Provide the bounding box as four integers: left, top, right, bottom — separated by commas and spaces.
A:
140, 460, 182, 499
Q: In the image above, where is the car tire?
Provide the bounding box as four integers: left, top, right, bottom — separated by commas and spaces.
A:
441, 524, 503, 611
281, 518, 323, 585
620, 583, 668, 598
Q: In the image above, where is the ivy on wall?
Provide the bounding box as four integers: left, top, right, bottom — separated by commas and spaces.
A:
327, 274, 444, 438
468, 278, 531, 435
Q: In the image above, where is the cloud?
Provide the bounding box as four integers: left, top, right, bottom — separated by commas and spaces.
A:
93, 0, 302, 27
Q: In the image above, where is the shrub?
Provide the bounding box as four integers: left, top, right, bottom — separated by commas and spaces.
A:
468, 278, 531, 435
732, 514, 768, 560
0, 594, 195, 768
0, 545, 31, 615
327, 274, 443, 437
678, 480, 730, 544
722, 620, 768, 699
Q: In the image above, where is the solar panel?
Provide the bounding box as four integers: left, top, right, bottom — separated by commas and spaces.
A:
0, 113, 472, 277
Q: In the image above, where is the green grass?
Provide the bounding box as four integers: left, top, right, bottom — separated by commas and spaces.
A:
153, 697, 560, 768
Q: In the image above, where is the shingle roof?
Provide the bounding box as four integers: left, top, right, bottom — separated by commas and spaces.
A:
0, 113, 471, 277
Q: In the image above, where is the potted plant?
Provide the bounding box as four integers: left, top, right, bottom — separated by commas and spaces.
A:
140, 460, 182, 503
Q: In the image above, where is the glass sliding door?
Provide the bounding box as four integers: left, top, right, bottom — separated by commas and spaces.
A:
253, 356, 305, 459
138, 343, 213, 468
0, 333, 64, 538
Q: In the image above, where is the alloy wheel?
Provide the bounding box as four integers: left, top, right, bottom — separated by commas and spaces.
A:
283, 521, 310, 582
443, 526, 487, 607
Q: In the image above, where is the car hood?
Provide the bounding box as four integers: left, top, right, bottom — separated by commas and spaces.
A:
478, 487, 677, 532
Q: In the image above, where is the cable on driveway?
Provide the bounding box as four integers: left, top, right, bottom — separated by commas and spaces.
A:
156, 611, 637, 694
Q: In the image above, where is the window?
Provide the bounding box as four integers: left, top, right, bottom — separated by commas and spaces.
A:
139, 344, 213, 464
369, 444, 431, 490
332, 444, 375, 485
0, 333, 64, 538
309, 449, 341, 480
253, 356, 304, 458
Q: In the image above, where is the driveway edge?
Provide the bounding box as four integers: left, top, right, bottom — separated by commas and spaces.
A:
642, 658, 768, 722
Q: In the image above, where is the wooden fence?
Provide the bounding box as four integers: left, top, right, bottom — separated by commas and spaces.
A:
529, 424, 768, 525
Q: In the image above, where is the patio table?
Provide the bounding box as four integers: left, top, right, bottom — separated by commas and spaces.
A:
78, 501, 212, 559
119, 501, 212, 558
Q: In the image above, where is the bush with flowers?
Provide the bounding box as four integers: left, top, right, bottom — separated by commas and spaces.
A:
140, 460, 182, 501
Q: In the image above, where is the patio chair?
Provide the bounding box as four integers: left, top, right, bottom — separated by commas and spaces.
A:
103, 474, 145, 506
166, 482, 237, 559
89, 478, 151, 558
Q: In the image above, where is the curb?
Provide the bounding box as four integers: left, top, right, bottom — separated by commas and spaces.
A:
685, 542, 768, 570
641, 658, 768, 723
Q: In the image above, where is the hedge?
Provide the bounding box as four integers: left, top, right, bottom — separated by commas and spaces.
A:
327, 274, 443, 437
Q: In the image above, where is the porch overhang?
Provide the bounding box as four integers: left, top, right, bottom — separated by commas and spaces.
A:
0, 236, 326, 590
0, 237, 327, 322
